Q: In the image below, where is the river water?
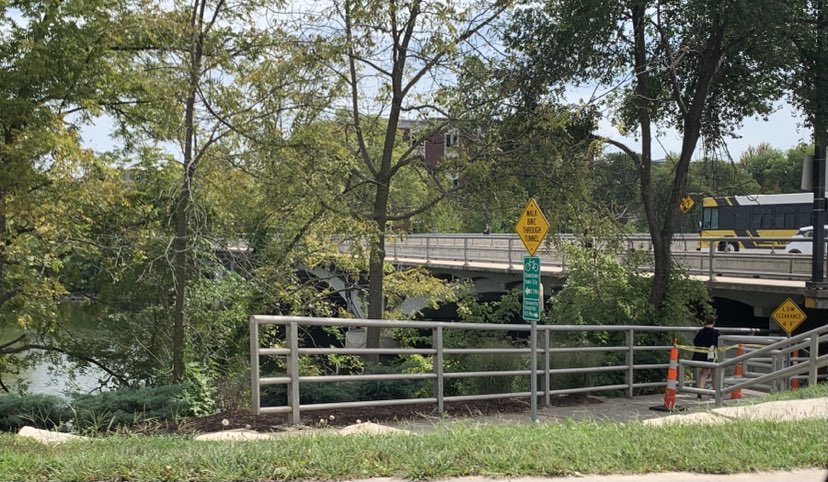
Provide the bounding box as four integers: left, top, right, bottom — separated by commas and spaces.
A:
3, 304, 110, 397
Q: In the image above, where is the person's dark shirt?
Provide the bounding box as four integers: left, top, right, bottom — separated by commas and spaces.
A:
692, 326, 720, 361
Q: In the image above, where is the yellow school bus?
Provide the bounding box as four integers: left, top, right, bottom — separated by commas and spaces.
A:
699, 193, 813, 251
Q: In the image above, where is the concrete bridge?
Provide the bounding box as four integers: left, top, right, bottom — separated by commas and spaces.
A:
380, 233, 828, 332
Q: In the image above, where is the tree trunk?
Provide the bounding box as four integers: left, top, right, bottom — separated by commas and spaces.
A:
0, 209, 6, 310
629, 6, 665, 308
366, 179, 390, 357
172, 167, 192, 382
172, 0, 207, 382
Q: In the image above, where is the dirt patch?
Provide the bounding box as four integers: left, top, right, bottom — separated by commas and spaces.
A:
165, 394, 602, 434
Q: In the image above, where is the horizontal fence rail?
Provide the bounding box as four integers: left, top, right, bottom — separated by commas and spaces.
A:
370, 234, 823, 282
250, 316, 771, 425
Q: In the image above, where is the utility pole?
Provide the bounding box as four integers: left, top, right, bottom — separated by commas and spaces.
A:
809, 145, 827, 287
809, 2, 828, 289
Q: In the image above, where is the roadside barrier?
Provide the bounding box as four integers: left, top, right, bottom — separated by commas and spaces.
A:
663, 339, 679, 410
731, 344, 743, 400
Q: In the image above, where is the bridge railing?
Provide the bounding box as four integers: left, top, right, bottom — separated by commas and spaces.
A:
250, 315, 765, 425
384, 234, 819, 282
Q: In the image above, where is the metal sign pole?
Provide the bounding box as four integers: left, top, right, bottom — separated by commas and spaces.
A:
530, 319, 537, 422
515, 198, 550, 424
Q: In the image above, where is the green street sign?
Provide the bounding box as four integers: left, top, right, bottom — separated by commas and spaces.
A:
523, 256, 541, 321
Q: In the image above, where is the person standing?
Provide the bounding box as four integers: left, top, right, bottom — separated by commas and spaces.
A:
482, 223, 491, 235
693, 315, 720, 400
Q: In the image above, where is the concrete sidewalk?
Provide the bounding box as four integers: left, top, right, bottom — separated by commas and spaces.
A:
390, 392, 828, 429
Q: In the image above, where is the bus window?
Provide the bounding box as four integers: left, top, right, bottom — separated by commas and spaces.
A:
776, 206, 795, 228
702, 207, 718, 229
751, 207, 763, 228
798, 206, 811, 227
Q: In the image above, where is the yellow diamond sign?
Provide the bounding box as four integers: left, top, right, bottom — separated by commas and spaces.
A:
680, 196, 694, 213
514, 198, 550, 256
771, 298, 807, 334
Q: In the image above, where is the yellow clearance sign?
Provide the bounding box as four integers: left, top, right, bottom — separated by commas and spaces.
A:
514, 198, 550, 256
771, 298, 807, 334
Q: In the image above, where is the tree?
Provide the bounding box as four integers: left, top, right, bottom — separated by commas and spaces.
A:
508, 0, 798, 307
108, 0, 334, 380
313, 0, 510, 350
0, 0, 122, 381
741, 143, 802, 193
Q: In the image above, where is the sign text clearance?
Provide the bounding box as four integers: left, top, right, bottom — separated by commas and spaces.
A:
771, 298, 807, 334
514, 198, 550, 256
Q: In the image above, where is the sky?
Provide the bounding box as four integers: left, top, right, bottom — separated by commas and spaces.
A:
601, 101, 810, 162
567, 82, 812, 162
81, 99, 809, 162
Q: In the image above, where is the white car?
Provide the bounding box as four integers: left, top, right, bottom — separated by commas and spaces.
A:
784, 226, 828, 254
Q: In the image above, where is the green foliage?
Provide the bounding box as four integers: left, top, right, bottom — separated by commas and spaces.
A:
548, 243, 711, 327
69, 385, 193, 432
180, 364, 217, 417
261, 362, 425, 407
741, 143, 807, 193
455, 338, 525, 395
0, 394, 71, 432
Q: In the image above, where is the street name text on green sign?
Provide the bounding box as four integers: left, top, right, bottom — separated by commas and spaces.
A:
523, 256, 541, 321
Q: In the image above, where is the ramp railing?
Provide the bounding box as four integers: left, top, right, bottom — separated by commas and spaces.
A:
250, 316, 765, 425
678, 324, 828, 405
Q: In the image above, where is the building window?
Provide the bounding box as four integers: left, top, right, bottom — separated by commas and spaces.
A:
445, 131, 459, 148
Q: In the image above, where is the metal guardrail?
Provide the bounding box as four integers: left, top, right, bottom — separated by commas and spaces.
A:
250, 316, 765, 425
379, 234, 820, 282
678, 324, 828, 405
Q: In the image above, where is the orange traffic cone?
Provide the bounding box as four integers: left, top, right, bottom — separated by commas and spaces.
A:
791, 350, 800, 390
731, 344, 743, 400
663, 339, 679, 410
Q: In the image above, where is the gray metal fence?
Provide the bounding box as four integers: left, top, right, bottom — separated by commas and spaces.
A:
250, 316, 769, 425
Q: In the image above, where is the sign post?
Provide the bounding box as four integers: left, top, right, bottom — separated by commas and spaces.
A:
514, 198, 550, 422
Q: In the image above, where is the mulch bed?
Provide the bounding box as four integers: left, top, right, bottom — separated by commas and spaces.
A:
167, 394, 602, 434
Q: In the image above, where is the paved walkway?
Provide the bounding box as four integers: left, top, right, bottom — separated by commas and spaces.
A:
388, 391, 828, 430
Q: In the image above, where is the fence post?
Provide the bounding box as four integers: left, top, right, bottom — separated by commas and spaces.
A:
544, 328, 550, 406
435, 326, 444, 415
287, 321, 300, 425
508, 238, 514, 270
250, 316, 260, 415
714, 363, 724, 406
708, 241, 716, 281
463, 237, 469, 267
426, 237, 431, 265
809, 336, 819, 386
771, 351, 780, 393
626, 329, 634, 398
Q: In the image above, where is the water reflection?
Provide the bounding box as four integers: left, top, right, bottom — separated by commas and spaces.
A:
2, 304, 110, 398
6, 352, 107, 397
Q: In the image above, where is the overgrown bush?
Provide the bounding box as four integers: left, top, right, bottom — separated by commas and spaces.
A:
260, 361, 427, 407
69, 385, 193, 432
0, 394, 71, 432
456, 338, 525, 395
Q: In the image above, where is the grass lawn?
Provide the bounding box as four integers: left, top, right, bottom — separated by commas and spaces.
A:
1, 385, 826, 481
